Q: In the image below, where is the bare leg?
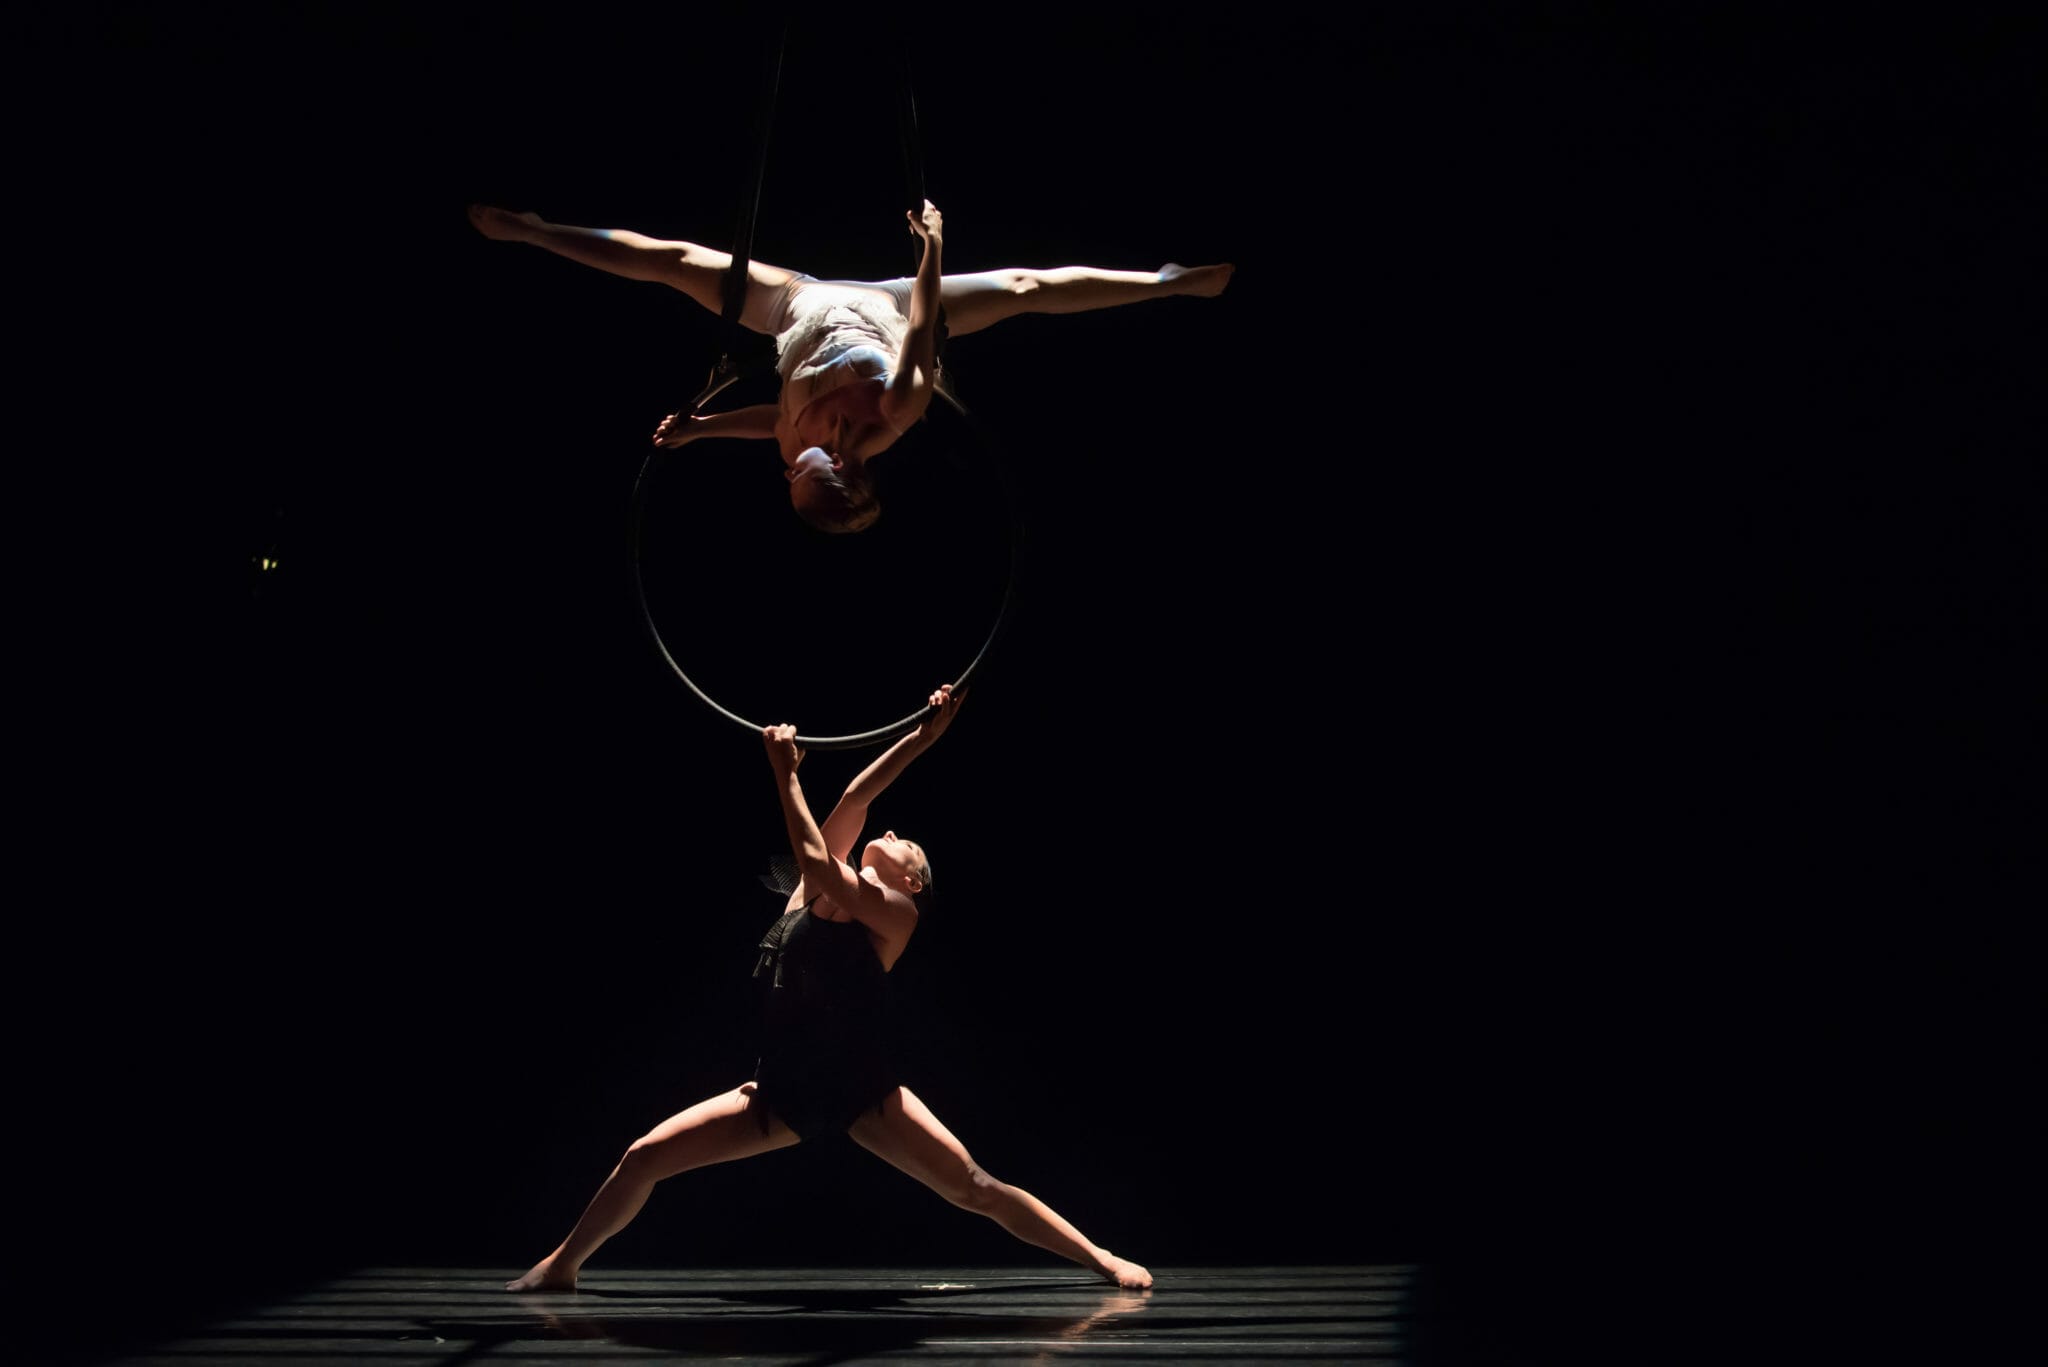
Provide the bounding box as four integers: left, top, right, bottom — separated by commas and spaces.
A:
848, 1086, 1153, 1289
468, 205, 801, 333
505, 1083, 798, 1292
937, 262, 1233, 338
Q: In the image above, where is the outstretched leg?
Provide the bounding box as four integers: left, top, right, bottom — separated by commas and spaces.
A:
505, 1083, 798, 1292
469, 205, 801, 333
848, 1086, 1152, 1289
937, 262, 1233, 338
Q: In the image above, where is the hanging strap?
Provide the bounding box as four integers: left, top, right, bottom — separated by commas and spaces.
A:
895, 53, 949, 374
690, 27, 944, 413
690, 17, 791, 414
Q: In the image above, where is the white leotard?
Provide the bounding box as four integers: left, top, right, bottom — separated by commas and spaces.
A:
771, 278, 913, 423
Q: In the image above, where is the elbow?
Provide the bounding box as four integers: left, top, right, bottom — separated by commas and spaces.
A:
881, 389, 932, 433
795, 845, 843, 887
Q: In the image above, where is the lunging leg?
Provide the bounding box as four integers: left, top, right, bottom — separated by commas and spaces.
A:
849, 1086, 1153, 1289
505, 1083, 798, 1291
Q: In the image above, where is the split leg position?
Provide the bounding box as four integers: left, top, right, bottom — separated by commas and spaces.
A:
467, 204, 1230, 340
504, 1082, 1150, 1291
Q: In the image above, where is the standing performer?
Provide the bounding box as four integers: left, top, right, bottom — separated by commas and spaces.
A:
469, 199, 1231, 533
504, 684, 1152, 1291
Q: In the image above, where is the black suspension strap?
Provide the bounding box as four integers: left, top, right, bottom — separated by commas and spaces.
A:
895, 52, 950, 377
689, 17, 790, 414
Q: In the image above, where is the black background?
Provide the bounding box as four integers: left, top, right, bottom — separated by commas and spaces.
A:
20, 5, 2038, 1362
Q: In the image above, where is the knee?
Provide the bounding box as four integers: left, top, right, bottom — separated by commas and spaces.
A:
1003, 272, 1041, 298
619, 1136, 673, 1181
944, 1164, 1007, 1214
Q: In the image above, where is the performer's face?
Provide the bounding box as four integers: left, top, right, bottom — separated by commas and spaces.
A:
862, 832, 926, 891
787, 446, 843, 483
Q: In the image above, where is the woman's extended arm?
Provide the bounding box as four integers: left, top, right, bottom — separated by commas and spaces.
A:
817, 684, 965, 860
879, 200, 945, 433
764, 725, 916, 949
652, 403, 780, 448
763, 725, 844, 896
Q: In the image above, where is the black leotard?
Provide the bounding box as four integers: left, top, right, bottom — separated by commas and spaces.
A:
749, 892, 896, 1140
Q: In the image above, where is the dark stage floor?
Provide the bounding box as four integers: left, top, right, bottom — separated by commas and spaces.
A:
82, 1265, 1415, 1365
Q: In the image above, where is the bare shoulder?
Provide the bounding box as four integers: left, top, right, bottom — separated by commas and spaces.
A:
859, 882, 919, 970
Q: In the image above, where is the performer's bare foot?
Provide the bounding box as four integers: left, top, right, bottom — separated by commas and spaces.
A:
504, 1256, 577, 1292
1158, 262, 1234, 298
1099, 1253, 1153, 1290
469, 204, 541, 243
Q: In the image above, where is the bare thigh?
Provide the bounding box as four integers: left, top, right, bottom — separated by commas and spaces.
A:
847, 1086, 983, 1195
935, 270, 1041, 338
658, 247, 804, 335
629, 1082, 800, 1180
934, 264, 1182, 337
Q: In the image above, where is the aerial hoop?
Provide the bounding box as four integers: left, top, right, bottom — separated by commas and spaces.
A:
627, 390, 1021, 751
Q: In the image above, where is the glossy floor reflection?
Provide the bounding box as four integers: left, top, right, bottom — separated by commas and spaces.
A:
90, 1265, 1416, 1364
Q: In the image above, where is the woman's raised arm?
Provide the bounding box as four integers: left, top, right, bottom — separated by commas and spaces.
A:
764, 724, 856, 905
879, 199, 945, 434
766, 723, 917, 950
817, 684, 965, 861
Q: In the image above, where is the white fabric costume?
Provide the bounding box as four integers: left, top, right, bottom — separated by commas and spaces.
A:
767, 276, 914, 423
